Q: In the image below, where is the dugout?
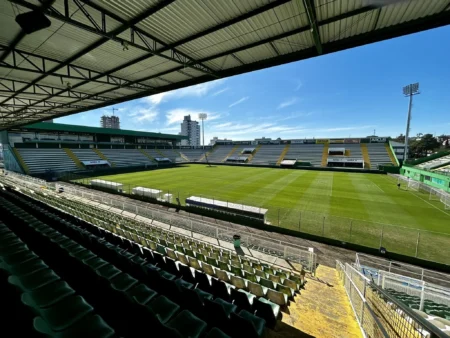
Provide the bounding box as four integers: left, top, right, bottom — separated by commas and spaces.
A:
328, 147, 345, 155
186, 196, 267, 221
327, 158, 364, 168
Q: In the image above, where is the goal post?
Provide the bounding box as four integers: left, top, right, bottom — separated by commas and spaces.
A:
407, 180, 420, 191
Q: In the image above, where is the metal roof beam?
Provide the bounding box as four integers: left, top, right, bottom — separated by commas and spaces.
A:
0, 77, 113, 102
302, 0, 322, 55
13, 5, 381, 120
77, 0, 218, 77
4, 0, 292, 117
23, 6, 450, 126
11, 0, 216, 77
0, 45, 153, 90
1, 0, 174, 109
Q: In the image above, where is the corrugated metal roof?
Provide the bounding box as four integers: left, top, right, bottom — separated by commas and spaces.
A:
20, 121, 187, 139
1, 0, 450, 130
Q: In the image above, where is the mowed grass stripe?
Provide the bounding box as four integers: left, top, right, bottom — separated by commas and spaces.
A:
89, 165, 450, 235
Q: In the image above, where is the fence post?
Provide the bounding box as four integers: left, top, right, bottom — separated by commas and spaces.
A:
349, 220, 353, 242
419, 282, 425, 311
322, 216, 325, 236
415, 231, 420, 258
379, 226, 384, 248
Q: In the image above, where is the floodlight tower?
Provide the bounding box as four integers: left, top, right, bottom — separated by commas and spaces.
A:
198, 113, 207, 149
402, 83, 420, 162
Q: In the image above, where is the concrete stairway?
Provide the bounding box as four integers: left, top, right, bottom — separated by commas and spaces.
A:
63, 148, 83, 169
360, 144, 371, 169
93, 148, 116, 167
276, 144, 290, 165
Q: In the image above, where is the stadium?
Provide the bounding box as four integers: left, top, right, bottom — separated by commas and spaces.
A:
1, 0, 450, 337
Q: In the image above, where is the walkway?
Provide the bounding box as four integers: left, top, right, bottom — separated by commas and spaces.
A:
269, 265, 362, 338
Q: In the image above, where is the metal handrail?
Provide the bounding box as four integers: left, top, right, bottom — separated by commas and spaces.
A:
370, 283, 450, 338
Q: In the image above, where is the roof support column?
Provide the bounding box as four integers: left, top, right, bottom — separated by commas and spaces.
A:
302, 0, 323, 55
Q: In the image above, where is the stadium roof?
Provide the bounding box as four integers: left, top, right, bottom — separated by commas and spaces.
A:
14, 121, 187, 139
1, 0, 450, 131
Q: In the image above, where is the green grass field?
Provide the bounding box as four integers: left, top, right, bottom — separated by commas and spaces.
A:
76, 164, 450, 264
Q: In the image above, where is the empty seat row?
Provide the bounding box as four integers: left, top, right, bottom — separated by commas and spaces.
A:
17, 148, 78, 174
0, 198, 115, 337
1, 188, 274, 337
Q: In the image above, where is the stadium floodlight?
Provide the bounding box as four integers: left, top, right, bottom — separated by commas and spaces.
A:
198, 113, 207, 149
402, 83, 420, 162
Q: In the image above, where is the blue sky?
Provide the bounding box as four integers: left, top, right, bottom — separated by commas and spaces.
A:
57, 25, 450, 143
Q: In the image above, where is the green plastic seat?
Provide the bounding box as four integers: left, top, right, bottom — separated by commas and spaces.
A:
22, 280, 76, 309
206, 327, 231, 338
36, 295, 94, 331
1, 257, 48, 277
244, 271, 258, 283
276, 284, 295, 300
33, 314, 115, 338
266, 289, 288, 307
2, 249, 39, 266
268, 274, 281, 284
9, 268, 60, 292
254, 269, 267, 279
259, 277, 275, 290
254, 297, 280, 328
283, 278, 299, 291
206, 256, 218, 267
218, 260, 231, 272
83, 257, 109, 270
230, 310, 265, 338
111, 273, 139, 292
95, 264, 122, 280
230, 265, 243, 277
165, 310, 208, 338
149, 295, 180, 324
0, 241, 27, 256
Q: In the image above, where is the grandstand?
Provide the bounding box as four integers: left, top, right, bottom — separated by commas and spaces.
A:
249, 145, 285, 165
2, 172, 449, 338
282, 143, 324, 166
2, 0, 450, 336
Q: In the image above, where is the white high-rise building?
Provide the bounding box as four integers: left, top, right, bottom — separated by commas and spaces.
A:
100, 115, 120, 129
180, 115, 200, 146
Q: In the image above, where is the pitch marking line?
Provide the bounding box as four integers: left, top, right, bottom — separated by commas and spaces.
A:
372, 182, 384, 193
407, 190, 450, 217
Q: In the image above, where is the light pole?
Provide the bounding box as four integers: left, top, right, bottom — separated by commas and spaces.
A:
198, 113, 207, 149
403, 83, 420, 162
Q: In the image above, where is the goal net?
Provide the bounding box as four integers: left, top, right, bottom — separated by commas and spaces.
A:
429, 187, 450, 210
407, 180, 420, 191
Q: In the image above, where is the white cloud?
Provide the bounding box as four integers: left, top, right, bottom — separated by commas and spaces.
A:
276, 112, 313, 121
277, 98, 297, 110
166, 108, 221, 125
144, 79, 225, 106
128, 108, 159, 122
229, 96, 249, 108
212, 87, 229, 96
294, 81, 303, 91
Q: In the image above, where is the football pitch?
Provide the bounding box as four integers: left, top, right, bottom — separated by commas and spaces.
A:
79, 164, 450, 264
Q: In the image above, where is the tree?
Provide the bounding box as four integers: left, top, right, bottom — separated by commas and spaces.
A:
394, 133, 405, 142
408, 134, 440, 158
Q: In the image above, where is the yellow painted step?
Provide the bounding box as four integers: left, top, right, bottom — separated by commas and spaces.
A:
222, 145, 239, 162
177, 150, 190, 162
277, 144, 290, 165
246, 144, 261, 162
63, 148, 83, 169
93, 148, 116, 167
138, 149, 155, 162
360, 144, 370, 169
321, 144, 329, 166
385, 143, 398, 165
345, 149, 351, 156
12, 148, 30, 174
